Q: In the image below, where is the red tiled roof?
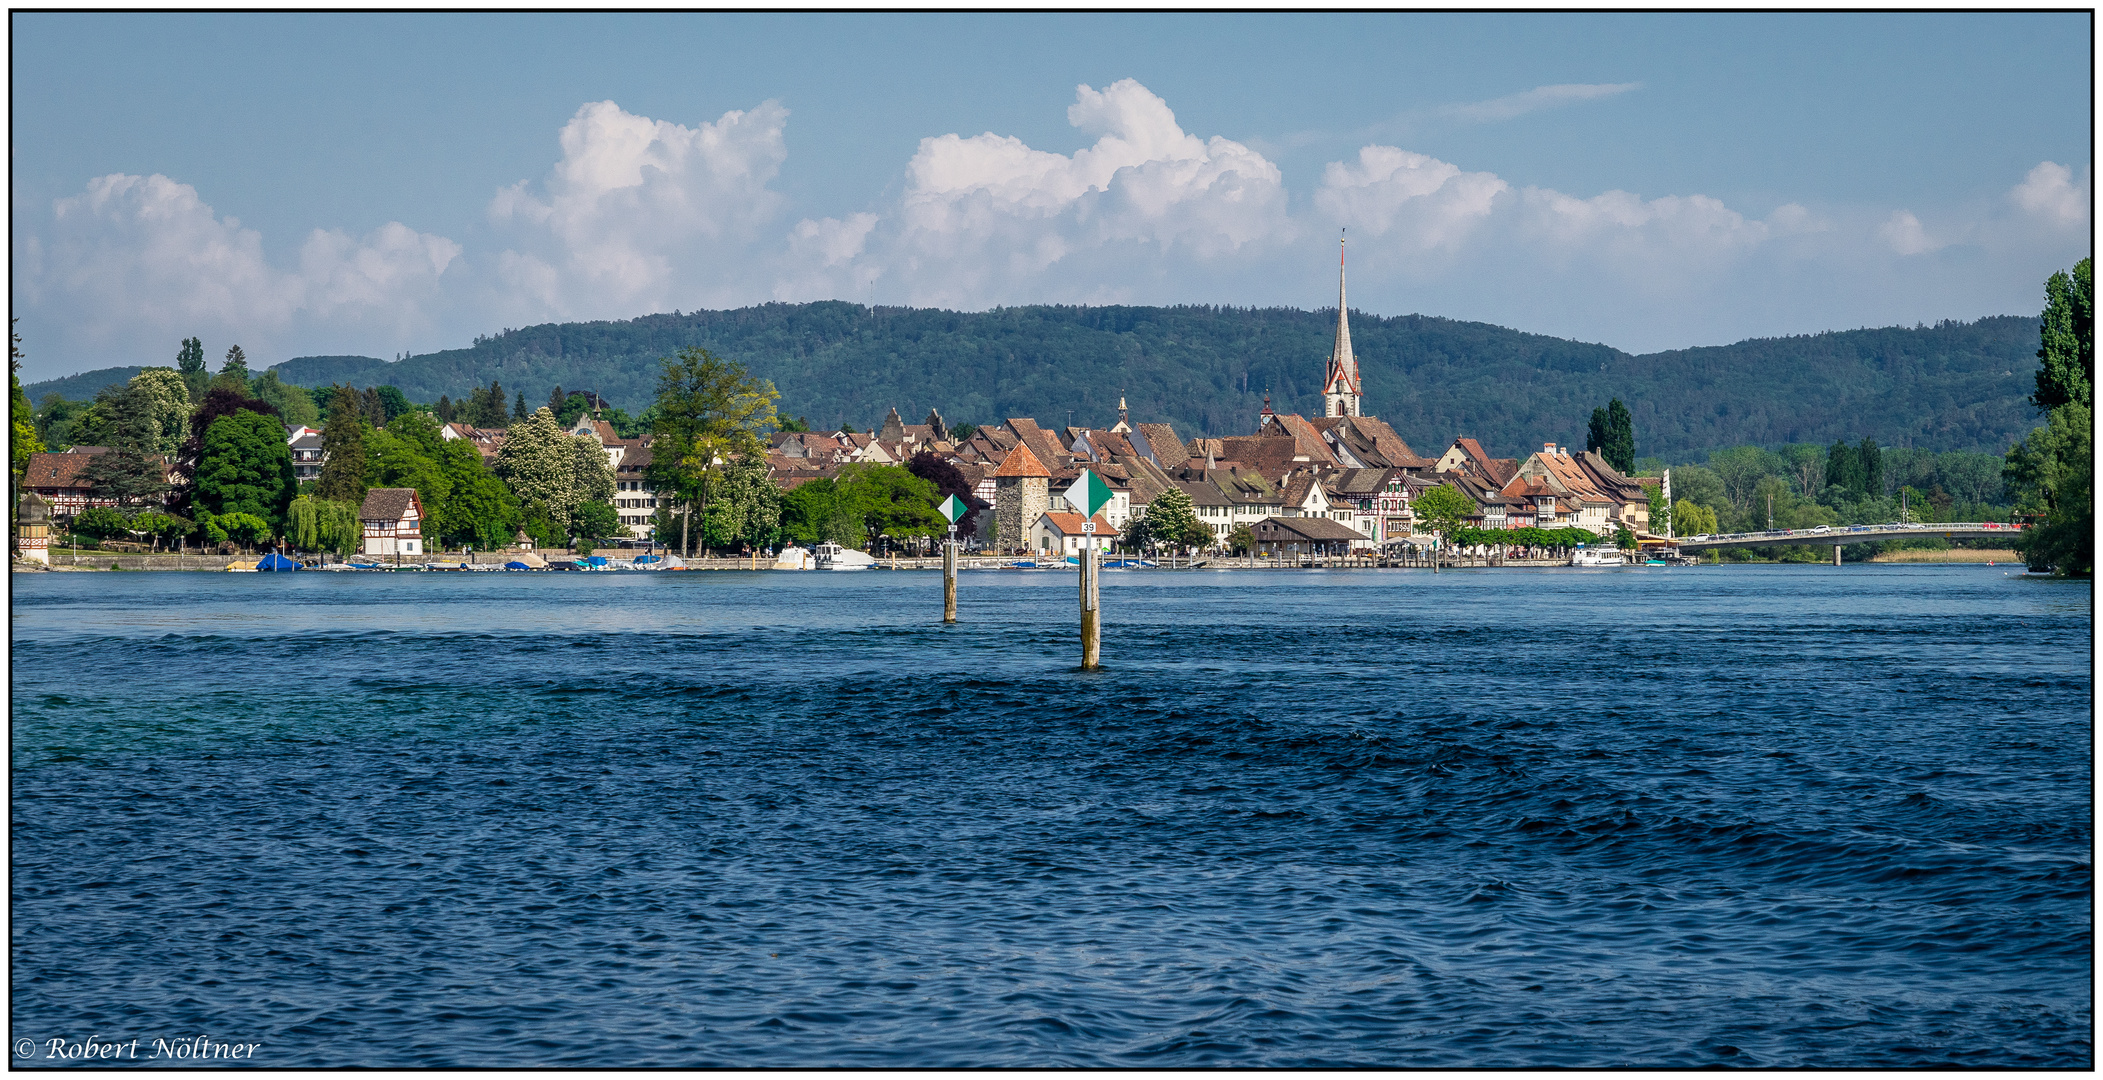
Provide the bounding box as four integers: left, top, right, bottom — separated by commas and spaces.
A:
1037, 511, 1118, 536
992, 442, 1051, 478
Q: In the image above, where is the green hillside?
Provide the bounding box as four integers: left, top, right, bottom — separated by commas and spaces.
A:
35, 303, 2043, 459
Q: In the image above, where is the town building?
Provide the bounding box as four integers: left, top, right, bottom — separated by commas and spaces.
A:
359, 488, 426, 558
1030, 511, 1119, 555
992, 442, 1051, 552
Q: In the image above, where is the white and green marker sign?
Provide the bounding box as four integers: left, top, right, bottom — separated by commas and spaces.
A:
937, 494, 968, 525
1065, 470, 1113, 520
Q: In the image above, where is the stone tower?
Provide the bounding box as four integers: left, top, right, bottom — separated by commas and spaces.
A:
993, 442, 1051, 552
1321, 234, 1362, 418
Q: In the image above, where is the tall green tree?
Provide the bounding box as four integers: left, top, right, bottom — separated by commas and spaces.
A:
647, 347, 779, 556
1825, 438, 1862, 493
207, 345, 251, 397
315, 385, 370, 504
1858, 437, 1883, 497
195, 408, 295, 533
124, 369, 193, 456
176, 337, 208, 402
11, 323, 44, 516
2032, 257, 2092, 412
2008, 258, 2094, 576
493, 408, 615, 538
434, 438, 520, 549
81, 382, 175, 507
1603, 398, 1635, 473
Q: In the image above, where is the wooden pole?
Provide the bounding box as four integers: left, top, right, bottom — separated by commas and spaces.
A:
1080, 543, 1100, 670
943, 536, 958, 623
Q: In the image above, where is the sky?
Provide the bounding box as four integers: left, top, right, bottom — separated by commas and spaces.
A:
10, 11, 2093, 383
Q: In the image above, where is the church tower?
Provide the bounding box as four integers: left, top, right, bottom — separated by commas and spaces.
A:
1321, 234, 1362, 418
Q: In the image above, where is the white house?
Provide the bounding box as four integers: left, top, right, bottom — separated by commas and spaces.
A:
360, 488, 425, 557
1030, 511, 1119, 555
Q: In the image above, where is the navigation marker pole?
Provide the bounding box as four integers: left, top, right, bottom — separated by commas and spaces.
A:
937, 495, 967, 624
1065, 470, 1112, 671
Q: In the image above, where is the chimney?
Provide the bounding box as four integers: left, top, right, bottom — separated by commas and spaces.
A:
1543, 443, 1556, 456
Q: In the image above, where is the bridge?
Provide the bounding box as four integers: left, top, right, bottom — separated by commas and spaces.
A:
1668, 521, 2026, 562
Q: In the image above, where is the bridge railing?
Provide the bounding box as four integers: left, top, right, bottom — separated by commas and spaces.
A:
1672, 522, 2025, 546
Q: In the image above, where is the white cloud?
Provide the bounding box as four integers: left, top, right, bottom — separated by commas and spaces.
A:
1441, 82, 1643, 124
867, 78, 1290, 305
488, 98, 789, 319
19, 172, 456, 364
1877, 209, 1941, 256
1315, 146, 1507, 251
2011, 161, 2090, 227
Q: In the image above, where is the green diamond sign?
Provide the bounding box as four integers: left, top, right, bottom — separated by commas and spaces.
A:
937, 494, 968, 525
1065, 470, 1113, 519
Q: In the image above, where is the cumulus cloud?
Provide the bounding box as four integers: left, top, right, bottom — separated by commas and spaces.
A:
1877, 209, 1941, 256
853, 78, 1289, 306
1315, 146, 1507, 251
2011, 161, 2090, 227
18, 172, 456, 365
488, 98, 789, 319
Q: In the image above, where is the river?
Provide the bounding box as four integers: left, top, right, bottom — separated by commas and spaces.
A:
10, 564, 2091, 1067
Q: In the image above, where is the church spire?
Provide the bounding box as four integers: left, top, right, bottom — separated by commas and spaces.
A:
1321, 231, 1361, 418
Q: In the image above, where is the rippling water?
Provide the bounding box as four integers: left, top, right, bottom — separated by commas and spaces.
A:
11, 565, 2091, 1068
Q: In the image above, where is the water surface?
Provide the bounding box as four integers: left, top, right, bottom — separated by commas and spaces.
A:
11, 565, 2092, 1067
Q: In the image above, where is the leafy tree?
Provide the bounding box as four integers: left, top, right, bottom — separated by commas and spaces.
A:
251, 370, 320, 427
1708, 446, 1782, 514
1614, 524, 1637, 550
218, 511, 273, 548
74, 506, 131, 539
1825, 438, 1863, 493
554, 392, 591, 429
33, 393, 89, 452
208, 345, 251, 397
1411, 483, 1475, 550
701, 453, 783, 550
315, 385, 369, 504
2032, 257, 2093, 411
1603, 398, 1635, 473
777, 414, 812, 433
434, 438, 520, 549
1134, 487, 1203, 553
287, 496, 361, 555
647, 347, 779, 556
571, 500, 624, 545
780, 477, 862, 547
176, 337, 208, 402
1646, 481, 1671, 535
493, 408, 615, 537
1227, 524, 1255, 554
1673, 499, 1719, 535
372, 385, 408, 424
123, 369, 193, 456
11, 323, 44, 513
130, 511, 190, 549
835, 463, 941, 547
1858, 437, 1883, 497
907, 449, 985, 534
81, 382, 175, 507
195, 408, 296, 532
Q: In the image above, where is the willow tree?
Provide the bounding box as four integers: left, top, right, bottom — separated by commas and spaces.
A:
647, 347, 778, 557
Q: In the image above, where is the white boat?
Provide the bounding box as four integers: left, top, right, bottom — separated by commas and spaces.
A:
772, 545, 814, 570
1571, 547, 1625, 567
813, 542, 875, 570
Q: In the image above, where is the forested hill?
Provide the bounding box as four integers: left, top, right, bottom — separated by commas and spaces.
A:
33, 303, 2042, 459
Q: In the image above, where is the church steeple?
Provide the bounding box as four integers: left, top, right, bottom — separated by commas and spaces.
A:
1321, 232, 1362, 418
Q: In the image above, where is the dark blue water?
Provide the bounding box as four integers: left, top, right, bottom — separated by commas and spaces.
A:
11, 565, 2091, 1068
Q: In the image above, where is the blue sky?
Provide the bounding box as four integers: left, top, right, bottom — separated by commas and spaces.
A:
11, 12, 2091, 382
